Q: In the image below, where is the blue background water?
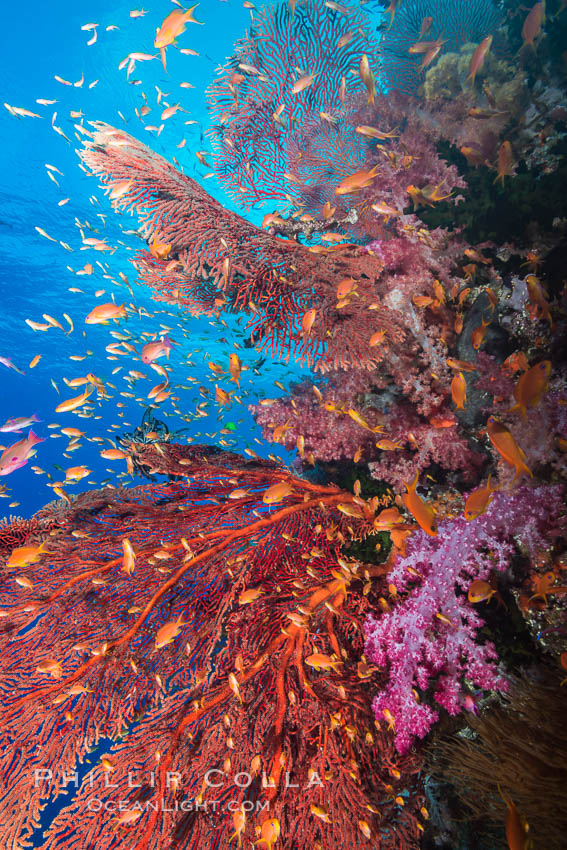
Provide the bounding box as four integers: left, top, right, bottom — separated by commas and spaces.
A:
0, 0, 312, 520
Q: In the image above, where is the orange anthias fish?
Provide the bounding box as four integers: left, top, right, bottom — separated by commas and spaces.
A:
85, 303, 127, 324
468, 579, 497, 604
335, 165, 380, 196
154, 5, 203, 49
292, 71, 318, 94
502, 793, 530, 850
464, 476, 495, 521
141, 335, 173, 364
522, 0, 545, 48
494, 141, 514, 186
55, 386, 94, 413
256, 818, 280, 850
471, 316, 491, 350
468, 35, 493, 85
149, 232, 172, 260
402, 472, 437, 536
155, 616, 186, 650
525, 275, 553, 326
228, 353, 242, 386
301, 308, 317, 335
6, 541, 50, 567
486, 417, 532, 480
407, 180, 452, 209
451, 372, 467, 410
509, 360, 551, 420
263, 480, 293, 504
0, 429, 44, 476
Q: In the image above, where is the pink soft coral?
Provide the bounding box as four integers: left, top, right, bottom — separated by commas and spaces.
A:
364, 485, 564, 753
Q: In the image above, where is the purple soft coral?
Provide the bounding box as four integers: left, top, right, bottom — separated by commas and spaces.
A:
364, 485, 564, 753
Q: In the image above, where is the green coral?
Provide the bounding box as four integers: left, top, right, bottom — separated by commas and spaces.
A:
423, 42, 526, 114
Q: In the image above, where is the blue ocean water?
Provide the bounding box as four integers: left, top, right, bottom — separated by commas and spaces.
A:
0, 0, 309, 519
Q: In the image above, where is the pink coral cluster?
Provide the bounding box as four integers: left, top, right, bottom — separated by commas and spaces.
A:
364, 485, 565, 753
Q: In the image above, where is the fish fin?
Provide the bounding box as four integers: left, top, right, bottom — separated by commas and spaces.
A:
407, 470, 419, 491
508, 402, 527, 421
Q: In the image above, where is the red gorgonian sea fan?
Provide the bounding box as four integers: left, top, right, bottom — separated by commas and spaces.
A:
79, 122, 413, 373
206, 0, 379, 208
0, 442, 424, 849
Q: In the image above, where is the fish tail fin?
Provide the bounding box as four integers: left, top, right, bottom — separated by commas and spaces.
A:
406, 471, 419, 492
508, 402, 526, 421
28, 429, 45, 445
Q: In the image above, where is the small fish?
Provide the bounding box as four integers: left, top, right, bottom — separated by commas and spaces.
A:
468, 35, 492, 85
141, 335, 173, 364
468, 579, 496, 604
335, 165, 380, 196
402, 471, 437, 536
369, 329, 387, 346
0, 429, 44, 476
301, 308, 317, 335
359, 55, 376, 104
263, 481, 293, 504
6, 541, 50, 568
494, 141, 514, 186
502, 792, 530, 850
310, 803, 332, 823
509, 360, 551, 420
122, 538, 136, 576
148, 231, 171, 260
446, 358, 477, 373
451, 372, 467, 410
65, 465, 91, 482
291, 72, 318, 94
0, 356, 25, 375
85, 303, 127, 324
228, 353, 242, 386
155, 616, 186, 649
471, 316, 491, 350
0, 414, 40, 433
522, 1, 545, 47
256, 818, 280, 850
305, 653, 342, 671
525, 275, 552, 327
154, 6, 202, 49
486, 417, 532, 480
238, 588, 264, 605
464, 476, 494, 521
55, 387, 94, 413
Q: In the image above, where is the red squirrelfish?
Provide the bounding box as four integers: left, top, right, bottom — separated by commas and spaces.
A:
0, 429, 44, 476
141, 335, 173, 364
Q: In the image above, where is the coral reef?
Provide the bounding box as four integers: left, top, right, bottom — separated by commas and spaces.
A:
206, 0, 379, 207
432, 668, 567, 850
376, 0, 503, 94
364, 486, 565, 753
0, 443, 425, 849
